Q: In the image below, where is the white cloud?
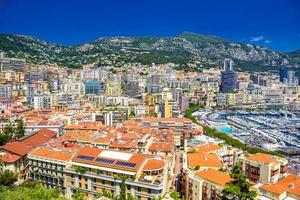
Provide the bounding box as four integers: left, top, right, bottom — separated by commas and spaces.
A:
264, 40, 271, 43
250, 36, 272, 44
250, 36, 265, 42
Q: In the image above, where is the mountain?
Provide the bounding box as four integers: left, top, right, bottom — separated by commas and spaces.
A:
287, 49, 300, 64
0, 32, 299, 71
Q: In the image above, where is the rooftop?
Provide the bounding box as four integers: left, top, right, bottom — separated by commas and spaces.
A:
143, 159, 165, 171
246, 153, 280, 165
194, 144, 223, 153
196, 169, 233, 187
72, 148, 153, 172
260, 174, 300, 197
1, 129, 56, 157
29, 145, 75, 162
149, 142, 173, 152
188, 152, 223, 168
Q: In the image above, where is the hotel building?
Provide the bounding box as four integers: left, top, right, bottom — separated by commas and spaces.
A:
64, 148, 168, 200
27, 145, 169, 200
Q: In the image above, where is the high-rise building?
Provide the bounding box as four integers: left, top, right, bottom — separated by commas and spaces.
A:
0, 52, 25, 72
33, 95, 52, 109
224, 58, 234, 71
287, 70, 298, 85
124, 81, 139, 97
105, 82, 122, 97
279, 67, 288, 83
221, 59, 237, 93
147, 74, 161, 85
0, 84, 12, 99
85, 80, 100, 95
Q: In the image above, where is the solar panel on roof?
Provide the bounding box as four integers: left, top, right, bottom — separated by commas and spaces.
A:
95, 157, 114, 164
115, 161, 136, 168
77, 155, 94, 161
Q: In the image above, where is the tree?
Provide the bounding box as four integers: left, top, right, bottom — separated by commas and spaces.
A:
15, 119, 25, 139
72, 190, 87, 200
221, 164, 257, 200
0, 123, 14, 146
74, 166, 87, 174
119, 175, 127, 200
0, 160, 4, 171
129, 111, 135, 118
170, 191, 181, 200
97, 189, 113, 199
0, 181, 65, 200
0, 169, 17, 186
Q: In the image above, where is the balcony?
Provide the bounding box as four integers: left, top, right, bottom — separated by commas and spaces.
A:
280, 165, 288, 174
64, 167, 164, 190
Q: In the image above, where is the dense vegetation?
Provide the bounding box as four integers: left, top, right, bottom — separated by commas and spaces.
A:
1, 32, 299, 70
184, 104, 283, 157
0, 119, 25, 146
0, 180, 66, 200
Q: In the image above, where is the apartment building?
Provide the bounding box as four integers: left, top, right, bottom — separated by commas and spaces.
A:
187, 152, 223, 171
193, 144, 243, 169
64, 148, 168, 200
239, 153, 288, 184
0, 129, 56, 180
259, 174, 300, 200
186, 169, 232, 200
0, 84, 12, 99
27, 144, 75, 190
33, 95, 52, 109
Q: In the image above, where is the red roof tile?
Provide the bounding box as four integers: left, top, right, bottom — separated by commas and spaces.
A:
1, 129, 56, 157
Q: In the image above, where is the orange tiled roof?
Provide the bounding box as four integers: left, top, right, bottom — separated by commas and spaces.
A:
196, 169, 233, 187
260, 174, 300, 196
143, 159, 165, 171
29, 146, 75, 162
195, 144, 222, 153
188, 152, 222, 168
0, 152, 22, 163
110, 140, 139, 149
121, 133, 140, 141
149, 142, 173, 152
246, 153, 279, 165
1, 129, 56, 157
72, 148, 149, 172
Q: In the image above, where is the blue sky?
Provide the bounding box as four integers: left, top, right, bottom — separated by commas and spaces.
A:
0, 0, 299, 51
